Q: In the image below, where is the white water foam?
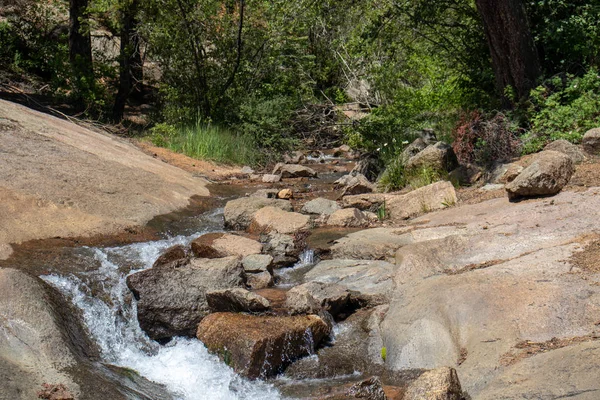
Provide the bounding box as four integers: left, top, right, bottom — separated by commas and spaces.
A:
43, 235, 281, 400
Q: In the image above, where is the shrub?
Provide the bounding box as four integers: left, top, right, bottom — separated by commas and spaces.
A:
452, 111, 522, 166
523, 69, 600, 154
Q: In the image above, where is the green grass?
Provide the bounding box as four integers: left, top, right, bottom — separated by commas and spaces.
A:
150, 122, 263, 166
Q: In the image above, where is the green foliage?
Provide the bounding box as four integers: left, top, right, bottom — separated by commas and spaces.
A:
151, 121, 263, 166
378, 160, 406, 192
381, 347, 387, 362
523, 68, 600, 154
378, 160, 446, 192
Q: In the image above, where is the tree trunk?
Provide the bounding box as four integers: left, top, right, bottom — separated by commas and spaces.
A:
113, 0, 143, 122
69, 0, 93, 81
475, 0, 541, 103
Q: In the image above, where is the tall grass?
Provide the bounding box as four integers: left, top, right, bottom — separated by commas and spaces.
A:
151, 122, 263, 166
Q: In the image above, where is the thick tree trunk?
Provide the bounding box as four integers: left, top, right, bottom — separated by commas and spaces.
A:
69, 0, 93, 81
475, 0, 541, 102
113, 0, 143, 122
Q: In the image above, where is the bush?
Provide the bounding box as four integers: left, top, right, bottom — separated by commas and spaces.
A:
452, 111, 522, 166
378, 161, 447, 192
150, 122, 263, 166
522, 69, 600, 154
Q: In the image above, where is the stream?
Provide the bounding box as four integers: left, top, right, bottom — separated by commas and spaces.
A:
30, 160, 352, 400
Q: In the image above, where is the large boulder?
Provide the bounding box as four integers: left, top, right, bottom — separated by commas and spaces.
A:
302, 198, 341, 216
126, 256, 245, 340
273, 163, 317, 178
406, 142, 459, 172
342, 181, 457, 221
399, 138, 428, 165
0, 268, 172, 400
191, 233, 262, 258
582, 127, 600, 154
261, 232, 299, 267
206, 288, 270, 313
544, 139, 586, 164
505, 150, 574, 199
251, 207, 311, 234
196, 313, 331, 378
305, 259, 396, 305
224, 197, 292, 230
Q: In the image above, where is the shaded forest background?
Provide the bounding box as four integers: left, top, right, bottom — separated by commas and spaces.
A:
1, 0, 599, 173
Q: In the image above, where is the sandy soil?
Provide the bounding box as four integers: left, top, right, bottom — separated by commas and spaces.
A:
0, 100, 211, 259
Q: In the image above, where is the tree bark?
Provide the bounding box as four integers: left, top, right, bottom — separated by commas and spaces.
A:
113, 0, 143, 122
475, 0, 541, 102
69, 0, 93, 81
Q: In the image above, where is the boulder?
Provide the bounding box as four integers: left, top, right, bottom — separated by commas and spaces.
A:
250, 188, 279, 198
327, 208, 370, 227
335, 173, 376, 196
206, 288, 270, 313
505, 150, 574, 199
224, 197, 292, 230
262, 232, 299, 267
302, 198, 341, 216
277, 188, 293, 199
273, 163, 317, 178
342, 181, 457, 220
126, 256, 244, 340
404, 368, 463, 400
487, 162, 524, 184
242, 254, 274, 273
351, 153, 384, 182
196, 313, 331, 378
399, 138, 428, 165
152, 245, 187, 268
0, 268, 172, 400
544, 139, 586, 164
262, 174, 281, 183
246, 271, 274, 289
284, 281, 359, 319
191, 233, 262, 259
251, 207, 311, 234
305, 259, 396, 305
582, 127, 600, 154
406, 142, 459, 172
448, 164, 482, 186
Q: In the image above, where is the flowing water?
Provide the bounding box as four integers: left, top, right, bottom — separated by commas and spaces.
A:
41, 209, 283, 400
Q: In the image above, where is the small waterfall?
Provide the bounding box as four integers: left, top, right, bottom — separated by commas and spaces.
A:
298, 250, 315, 266
43, 236, 281, 400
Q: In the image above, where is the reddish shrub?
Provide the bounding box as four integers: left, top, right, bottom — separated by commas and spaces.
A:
452, 111, 522, 166
37, 383, 75, 400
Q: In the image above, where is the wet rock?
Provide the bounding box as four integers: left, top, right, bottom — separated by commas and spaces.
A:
191, 233, 262, 259
152, 244, 187, 268
284, 281, 361, 319
246, 271, 274, 289
406, 142, 458, 172
399, 138, 428, 165
262, 174, 282, 183
273, 163, 317, 178
335, 173, 376, 196
196, 313, 331, 378
251, 207, 311, 234
277, 188, 293, 199
242, 254, 274, 273
505, 150, 574, 199
224, 197, 292, 230
348, 377, 387, 400
305, 259, 395, 305
206, 288, 270, 313
126, 256, 244, 340
404, 367, 463, 400
302, 198, 341, 216
582, 127, 600, 154
544, 139, 586, 164
251, 188, 279, 198
327, 208, 371, 227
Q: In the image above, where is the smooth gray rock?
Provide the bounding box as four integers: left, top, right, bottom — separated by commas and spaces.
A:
301, 198, 341, 215
544, 139, 586, 164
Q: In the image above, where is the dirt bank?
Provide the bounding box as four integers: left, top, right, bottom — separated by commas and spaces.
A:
0, 100, 210, 260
